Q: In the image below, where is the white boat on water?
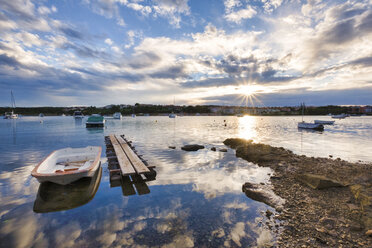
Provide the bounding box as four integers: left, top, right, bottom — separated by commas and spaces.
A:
314, 120, 335, 125
31, 146, 101, 185
332, 113, 347, 119
113, 112, 122, 119
298, 122, 324, 130
297, 102, 324, 130
73, 111, 84, 118
4, 91, 18, 119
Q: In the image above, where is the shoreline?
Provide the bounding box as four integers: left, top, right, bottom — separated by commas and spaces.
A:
224, 138, 372, 247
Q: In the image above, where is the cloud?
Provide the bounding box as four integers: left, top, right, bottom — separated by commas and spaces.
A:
225, 6, 257, 23
59, 26, 85, 39
0, 0, 51, 31
201, 87, 372, 106
104, 38, 113, 45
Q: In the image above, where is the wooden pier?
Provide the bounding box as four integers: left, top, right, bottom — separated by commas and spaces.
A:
105, 134, 156, 196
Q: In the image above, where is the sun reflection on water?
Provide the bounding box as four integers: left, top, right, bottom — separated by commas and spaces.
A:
237, 115, 257, 141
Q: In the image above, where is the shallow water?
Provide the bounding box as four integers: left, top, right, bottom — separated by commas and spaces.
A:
0, 115, 371, 247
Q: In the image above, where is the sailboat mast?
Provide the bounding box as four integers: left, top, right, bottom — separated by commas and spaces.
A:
11, 90, 16, 109
301, 102, 304, 122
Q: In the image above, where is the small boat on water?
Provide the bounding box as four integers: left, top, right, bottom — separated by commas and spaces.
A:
113, 112, 122, 119
314, 120, 335, 125
4, 111, 18, 119
298, 122, 324, 130
4, 91, 18, 119
31, 146, 101, 185
86, 114, 105, 127
131, 114, 136, 118
332, 113, 348, 119
297, 102, 324, 130
169, 113, 176, 118
39, 113, 44, 117
73, 111, 84, 118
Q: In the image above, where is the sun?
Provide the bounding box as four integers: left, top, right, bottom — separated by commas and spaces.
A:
240, 85, 256, 97
235, 83, 264, 108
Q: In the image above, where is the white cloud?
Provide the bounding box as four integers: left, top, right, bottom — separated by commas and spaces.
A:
225, 6, 257, 23
104, 38, 113, 45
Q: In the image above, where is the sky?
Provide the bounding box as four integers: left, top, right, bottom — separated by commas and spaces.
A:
0, 0, 371, 107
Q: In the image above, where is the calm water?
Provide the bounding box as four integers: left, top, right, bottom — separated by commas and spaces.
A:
1, 115, 372, 247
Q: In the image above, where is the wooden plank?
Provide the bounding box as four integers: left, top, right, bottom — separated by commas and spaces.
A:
109, 135, 136, 176
132, 175, 150, 195
121, 176, 136, 196
115, 135, 150, 174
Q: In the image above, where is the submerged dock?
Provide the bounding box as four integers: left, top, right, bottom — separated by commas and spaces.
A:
105, 134, 156, 196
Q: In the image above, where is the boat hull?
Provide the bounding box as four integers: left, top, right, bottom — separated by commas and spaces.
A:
298, 122, 324, 130
31, 146, 102, 185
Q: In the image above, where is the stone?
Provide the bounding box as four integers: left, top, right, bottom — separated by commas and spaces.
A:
296, 173, 345, 189
219, 148, 227, 152
211, 147, 216, 151
366, 230, 372, 236
242, 182, 285, 210
181, 144, 205, 151
168, 146, 176, 149
266, 210, 273, 218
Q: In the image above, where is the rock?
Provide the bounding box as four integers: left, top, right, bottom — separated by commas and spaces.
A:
266, 210, 273, 218
296, 173, 345, 189
219, 148, 227, 152
211, 147, 216, 151
242, 182, 285, 211
181, 144, 205, 151
350, 184, 372, 230
168, 146, 176, 149
366, 230, 372, 236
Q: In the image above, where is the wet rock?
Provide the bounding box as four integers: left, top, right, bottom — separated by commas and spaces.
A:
181, 144, 205, 151
296, 173, 345, 189
266, 210, 273, 218
350, 184, 372, 230
219, 148, 227, 152
242, 182, 285, 211
168, 146, 176, 149
211, 147, 216, 151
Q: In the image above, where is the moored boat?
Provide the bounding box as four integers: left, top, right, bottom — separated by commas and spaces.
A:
314, 120, 335, 125
4, 91, 18, 119
86, 114, 105, 127
39, 113, 44, 117
113, 112, 122, 119
31, 146, 102, 185
298, 122, 324, 130
169, 113, 176, 118
4, 111, 18, 119
331, 113, 347, 119
73, 111, 84, 118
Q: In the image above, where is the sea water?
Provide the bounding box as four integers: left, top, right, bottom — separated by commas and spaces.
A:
0, 115, 371, 247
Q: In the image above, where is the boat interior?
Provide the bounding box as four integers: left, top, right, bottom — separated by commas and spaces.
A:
37, 147, 99, 174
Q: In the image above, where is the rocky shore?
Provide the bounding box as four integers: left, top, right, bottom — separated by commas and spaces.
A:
224, 138, 372, 247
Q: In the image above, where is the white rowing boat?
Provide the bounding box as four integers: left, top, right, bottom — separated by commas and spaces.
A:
31, 146, 101, 185
298, 121, 324, 130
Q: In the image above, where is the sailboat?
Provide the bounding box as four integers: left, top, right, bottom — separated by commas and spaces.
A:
4, 91, 18, 119
169, 97, 176, 118
297, 103, 324, 131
